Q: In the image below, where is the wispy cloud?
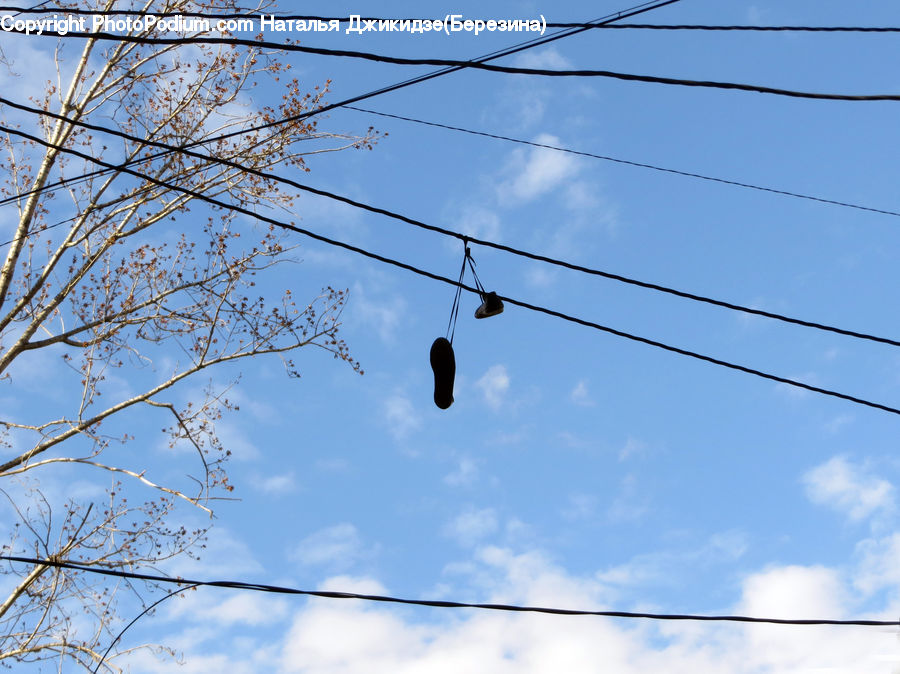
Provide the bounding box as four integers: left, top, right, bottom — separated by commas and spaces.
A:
140, 529, 900, 673
803, 456, 895, 523
773, 371, 819, 400
513, 47, 573, 70
477, 364, 510, 411
350, 281, 406, 344
444, 507, 499, 547
618, 437, 647, 462
570, 380, 594, 407
607, 474, 650, 524
250, 472, 298, 495
561, 493, 599, 521
453, 205, 503, 242
596, 529, 748, 587
444, 456, 480, 487
290, 523, 369, 570
382, 393, 422, 440
496, 134, 581, 206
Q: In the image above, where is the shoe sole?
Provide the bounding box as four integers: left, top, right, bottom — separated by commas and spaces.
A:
430, 337, 456, 409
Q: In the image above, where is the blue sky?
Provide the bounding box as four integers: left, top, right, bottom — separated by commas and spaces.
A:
4, 1, 900, 671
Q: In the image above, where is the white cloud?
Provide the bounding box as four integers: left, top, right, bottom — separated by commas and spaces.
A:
524, 266, 557, 288
0, 37, 58, 118
493, 85, 548, 130
854, 532, 900, 595
162, 527, 263, 578
444, 456, 480, 487
734, 298, 778, 329
227, 387, 279, 423
3, 340, 66, 395
277, 545, 893, 673
213, 420, 261, 462
708, 530, 750, 561
514, 47, 573, 70
570, 380, 594, 407
746, 6, 771, 26
250, 472, 298, 495
824, 414, 854, 434
290, 523, 367, 569
727, 566, 867, 673
488, 426, 531, 446
279, 596, 429, 673
382, 394, 422, 440
316, 457, 350, 472
618, 437, 647, 462
607, 474, 650, 524
294, 191, 364, 236
169, 592, 290, 628
773, 371, 818, 400
497, 135, 580, 206
596, 530, 748, 587
563, 180, 601, 213
444, 507, 499, 547
452, 205, 503, 243
477, 365, 510, 411
132, 532, 900, 674
803, 456, 895, 523
350, 282, 406, 344
561, 493, 598, 521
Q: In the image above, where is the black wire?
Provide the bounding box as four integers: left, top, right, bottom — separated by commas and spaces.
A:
2, 555, 896, 627
0, 1, 681, 213
5, 96, 899, 352
9, 0, 53, 16
343, 106, 900, 219
3, 122, 900, 417
91, 583, 201, 674
196, 0, 682, 142
8, 28, 900, 102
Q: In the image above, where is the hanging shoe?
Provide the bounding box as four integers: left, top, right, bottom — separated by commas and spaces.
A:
474, 291, 504, 319
430, 337, 456, 409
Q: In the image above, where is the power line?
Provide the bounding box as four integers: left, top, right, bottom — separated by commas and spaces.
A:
0, 0, 682, 211
0, 1, 678, 258
9, 1, 53, 16
5, 95, 900, 350
0, 0, 679, 229
343, 105, 900, 219
4, 121, 900, 417
92, 583, 201, 674
2, 555, 896, 627
9, 29, 900, 102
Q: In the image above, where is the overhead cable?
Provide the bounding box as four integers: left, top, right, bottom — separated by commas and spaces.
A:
0, 0, 682, 210
344, 105, 900, 219
5, 95, 900, 350
8, 29, 900, 102
92, 583, 202, 674
2, 555, 897, 627
4, 121, 900, 417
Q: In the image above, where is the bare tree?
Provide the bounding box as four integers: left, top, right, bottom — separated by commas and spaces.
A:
0, 1, 376, 669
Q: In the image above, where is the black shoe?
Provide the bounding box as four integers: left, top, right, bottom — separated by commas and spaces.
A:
430, 337, 456, 409
474, 291, 504, 319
